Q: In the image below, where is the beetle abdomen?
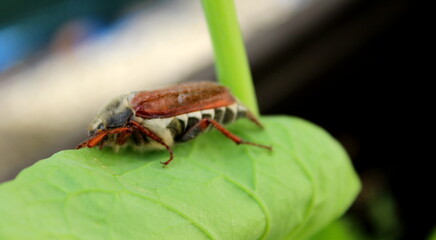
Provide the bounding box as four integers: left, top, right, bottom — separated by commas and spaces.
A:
172, 102, 247, 142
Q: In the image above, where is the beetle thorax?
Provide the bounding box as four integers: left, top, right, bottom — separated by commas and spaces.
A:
88, 93, 133, 135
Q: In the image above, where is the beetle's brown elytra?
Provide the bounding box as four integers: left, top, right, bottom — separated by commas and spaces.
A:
76, 81, 271, 166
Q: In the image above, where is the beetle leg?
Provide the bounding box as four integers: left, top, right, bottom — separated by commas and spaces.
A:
105, 127, 133, 147
246, 111, 264, 129
88, 131, 109, 148
107, 127, 131, 135
98, 139, 105, 150
75, 141, 89, 149
75, 127, 132, 149
116, 130, 133, 145
129, 121, 174, 167
75, 130, 108, 149
181, 118, 272, 150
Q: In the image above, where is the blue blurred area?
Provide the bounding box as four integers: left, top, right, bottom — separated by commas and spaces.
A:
0, 17, 107, 71
0, 0, 144, 71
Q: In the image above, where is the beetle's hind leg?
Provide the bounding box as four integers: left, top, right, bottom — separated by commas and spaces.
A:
179, 118, 272, 150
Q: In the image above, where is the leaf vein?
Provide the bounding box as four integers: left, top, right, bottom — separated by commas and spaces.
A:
193, 161, 271, 240
114, 176, 217, 240
270, 124, 318, 239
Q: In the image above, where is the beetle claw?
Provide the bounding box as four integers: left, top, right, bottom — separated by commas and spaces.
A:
75, 141, 88, 149
160, 162, 168, 168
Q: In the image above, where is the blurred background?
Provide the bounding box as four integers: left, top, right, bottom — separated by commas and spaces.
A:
0, 0, 431, 239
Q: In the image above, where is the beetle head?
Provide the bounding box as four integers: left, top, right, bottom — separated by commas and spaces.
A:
88, 94, 133, 136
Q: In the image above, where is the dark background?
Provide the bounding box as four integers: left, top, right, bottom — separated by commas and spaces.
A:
248, 0, 431, 239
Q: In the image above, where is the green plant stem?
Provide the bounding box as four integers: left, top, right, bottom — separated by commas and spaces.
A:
201, 0, 259, 116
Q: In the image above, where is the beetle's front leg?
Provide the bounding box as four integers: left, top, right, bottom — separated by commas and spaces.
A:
75, 127, 132, 149
75, 131, 108, 149
179, 118, 272, 150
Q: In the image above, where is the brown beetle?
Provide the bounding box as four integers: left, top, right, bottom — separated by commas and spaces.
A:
76, 81, 271, 166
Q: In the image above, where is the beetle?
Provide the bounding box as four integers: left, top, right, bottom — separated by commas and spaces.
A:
76, 81, 271, 166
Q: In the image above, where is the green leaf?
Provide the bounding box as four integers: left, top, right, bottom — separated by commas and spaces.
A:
0, 116, 360, 240
428, 227, 436, 240
309, 217, 367, 240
